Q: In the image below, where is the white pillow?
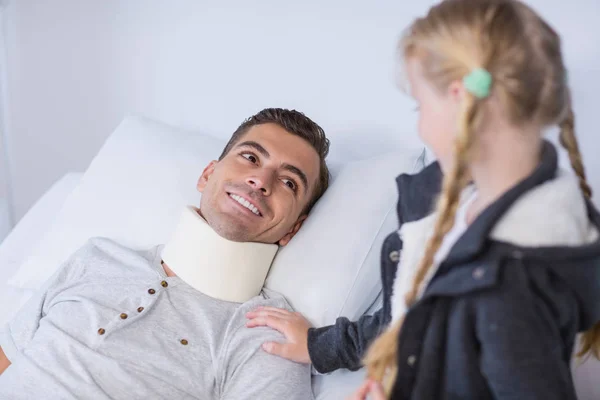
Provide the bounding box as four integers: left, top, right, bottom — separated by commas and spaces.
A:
266, 151, 415, 326
8, 116, 422, 326
0, 173, 82, 281
8, 116, 224, 288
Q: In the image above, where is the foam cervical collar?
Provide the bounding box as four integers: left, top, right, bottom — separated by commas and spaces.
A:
161, 206, 279, 303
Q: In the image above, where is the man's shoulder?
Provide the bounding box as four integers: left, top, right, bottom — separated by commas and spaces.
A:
225, 291, 289, 350
238, 288, 292, 313
83, 237, 154, 254
67, 237, 162, 278
224, 289, 292, 343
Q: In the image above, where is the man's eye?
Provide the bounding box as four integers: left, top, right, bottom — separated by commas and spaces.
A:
242, 153, 258, 163
283, 179, 296, 191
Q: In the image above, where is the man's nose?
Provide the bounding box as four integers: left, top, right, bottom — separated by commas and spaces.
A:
246, 171, 274, 195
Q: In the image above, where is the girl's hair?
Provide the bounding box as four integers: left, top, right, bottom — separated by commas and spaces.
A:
365, 0, 599, 394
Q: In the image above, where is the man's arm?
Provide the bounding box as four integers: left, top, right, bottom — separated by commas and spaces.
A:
0, 346, 10, 375
0, 286, 51, 366
0, 245, 86, 365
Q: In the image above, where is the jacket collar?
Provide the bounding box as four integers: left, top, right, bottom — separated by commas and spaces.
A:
420, 142, 600, 331
395, 161, 443, 227
439, 140, 558, 270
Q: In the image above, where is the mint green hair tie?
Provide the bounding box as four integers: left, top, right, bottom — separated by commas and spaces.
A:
463, 68, 493, 99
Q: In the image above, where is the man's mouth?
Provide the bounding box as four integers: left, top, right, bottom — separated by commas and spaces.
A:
228, 193, 262, 217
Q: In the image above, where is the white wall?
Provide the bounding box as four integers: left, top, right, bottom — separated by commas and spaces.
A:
0, 4, 9, 199
0, 198, 7, 241
0, 5, 10, 240
0, 143, 6, 199
4, 0, 124, 219
3, 0, 600, 220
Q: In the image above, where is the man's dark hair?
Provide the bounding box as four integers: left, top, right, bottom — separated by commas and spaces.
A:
219, 108, 330, 214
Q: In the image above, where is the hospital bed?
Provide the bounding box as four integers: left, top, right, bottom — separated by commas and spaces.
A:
0, 115, 425, 399
0, 173, 83, 325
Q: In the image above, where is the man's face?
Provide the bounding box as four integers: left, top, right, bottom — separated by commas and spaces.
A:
197, 123, 321, 245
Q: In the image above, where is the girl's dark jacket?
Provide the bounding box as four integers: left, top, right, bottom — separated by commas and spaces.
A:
309, 142, 600, 399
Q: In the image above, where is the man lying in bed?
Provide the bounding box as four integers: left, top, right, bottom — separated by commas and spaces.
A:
0, 108, 330, 400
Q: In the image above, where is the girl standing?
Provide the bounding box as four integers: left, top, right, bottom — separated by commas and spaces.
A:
355, 0, 600, 398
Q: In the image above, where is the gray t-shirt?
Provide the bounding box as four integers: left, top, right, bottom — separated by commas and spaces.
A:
0, 238, 312, 400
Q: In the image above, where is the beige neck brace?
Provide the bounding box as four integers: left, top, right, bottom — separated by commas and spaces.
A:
161, 206, 279, 303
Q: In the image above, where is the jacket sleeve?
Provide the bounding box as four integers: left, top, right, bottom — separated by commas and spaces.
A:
307, 307, 385, 374
474, 264, 578, 399
307, 232, 402, 374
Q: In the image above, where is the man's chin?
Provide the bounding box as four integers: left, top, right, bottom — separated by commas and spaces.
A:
209, 218, 256, 243
215, 230, 252, 243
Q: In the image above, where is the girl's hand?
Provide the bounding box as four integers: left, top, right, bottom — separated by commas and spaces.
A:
245, 306, 312, 364
347, 379, 386, 400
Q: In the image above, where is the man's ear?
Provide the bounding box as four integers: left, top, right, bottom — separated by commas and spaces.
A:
197, 160, 218, 193
278, 215, 308, 246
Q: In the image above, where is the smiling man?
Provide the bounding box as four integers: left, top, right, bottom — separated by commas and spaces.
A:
200, 112, 327, 245
0, 108, 330, 400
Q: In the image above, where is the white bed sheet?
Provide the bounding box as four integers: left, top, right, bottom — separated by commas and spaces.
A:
313, 369, 365, 400
0, 172, 82, 325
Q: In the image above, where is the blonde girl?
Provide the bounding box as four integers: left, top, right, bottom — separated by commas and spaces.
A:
352, 0, 600, 398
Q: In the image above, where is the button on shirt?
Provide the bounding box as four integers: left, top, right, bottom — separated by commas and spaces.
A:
0, 238, 311, 400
